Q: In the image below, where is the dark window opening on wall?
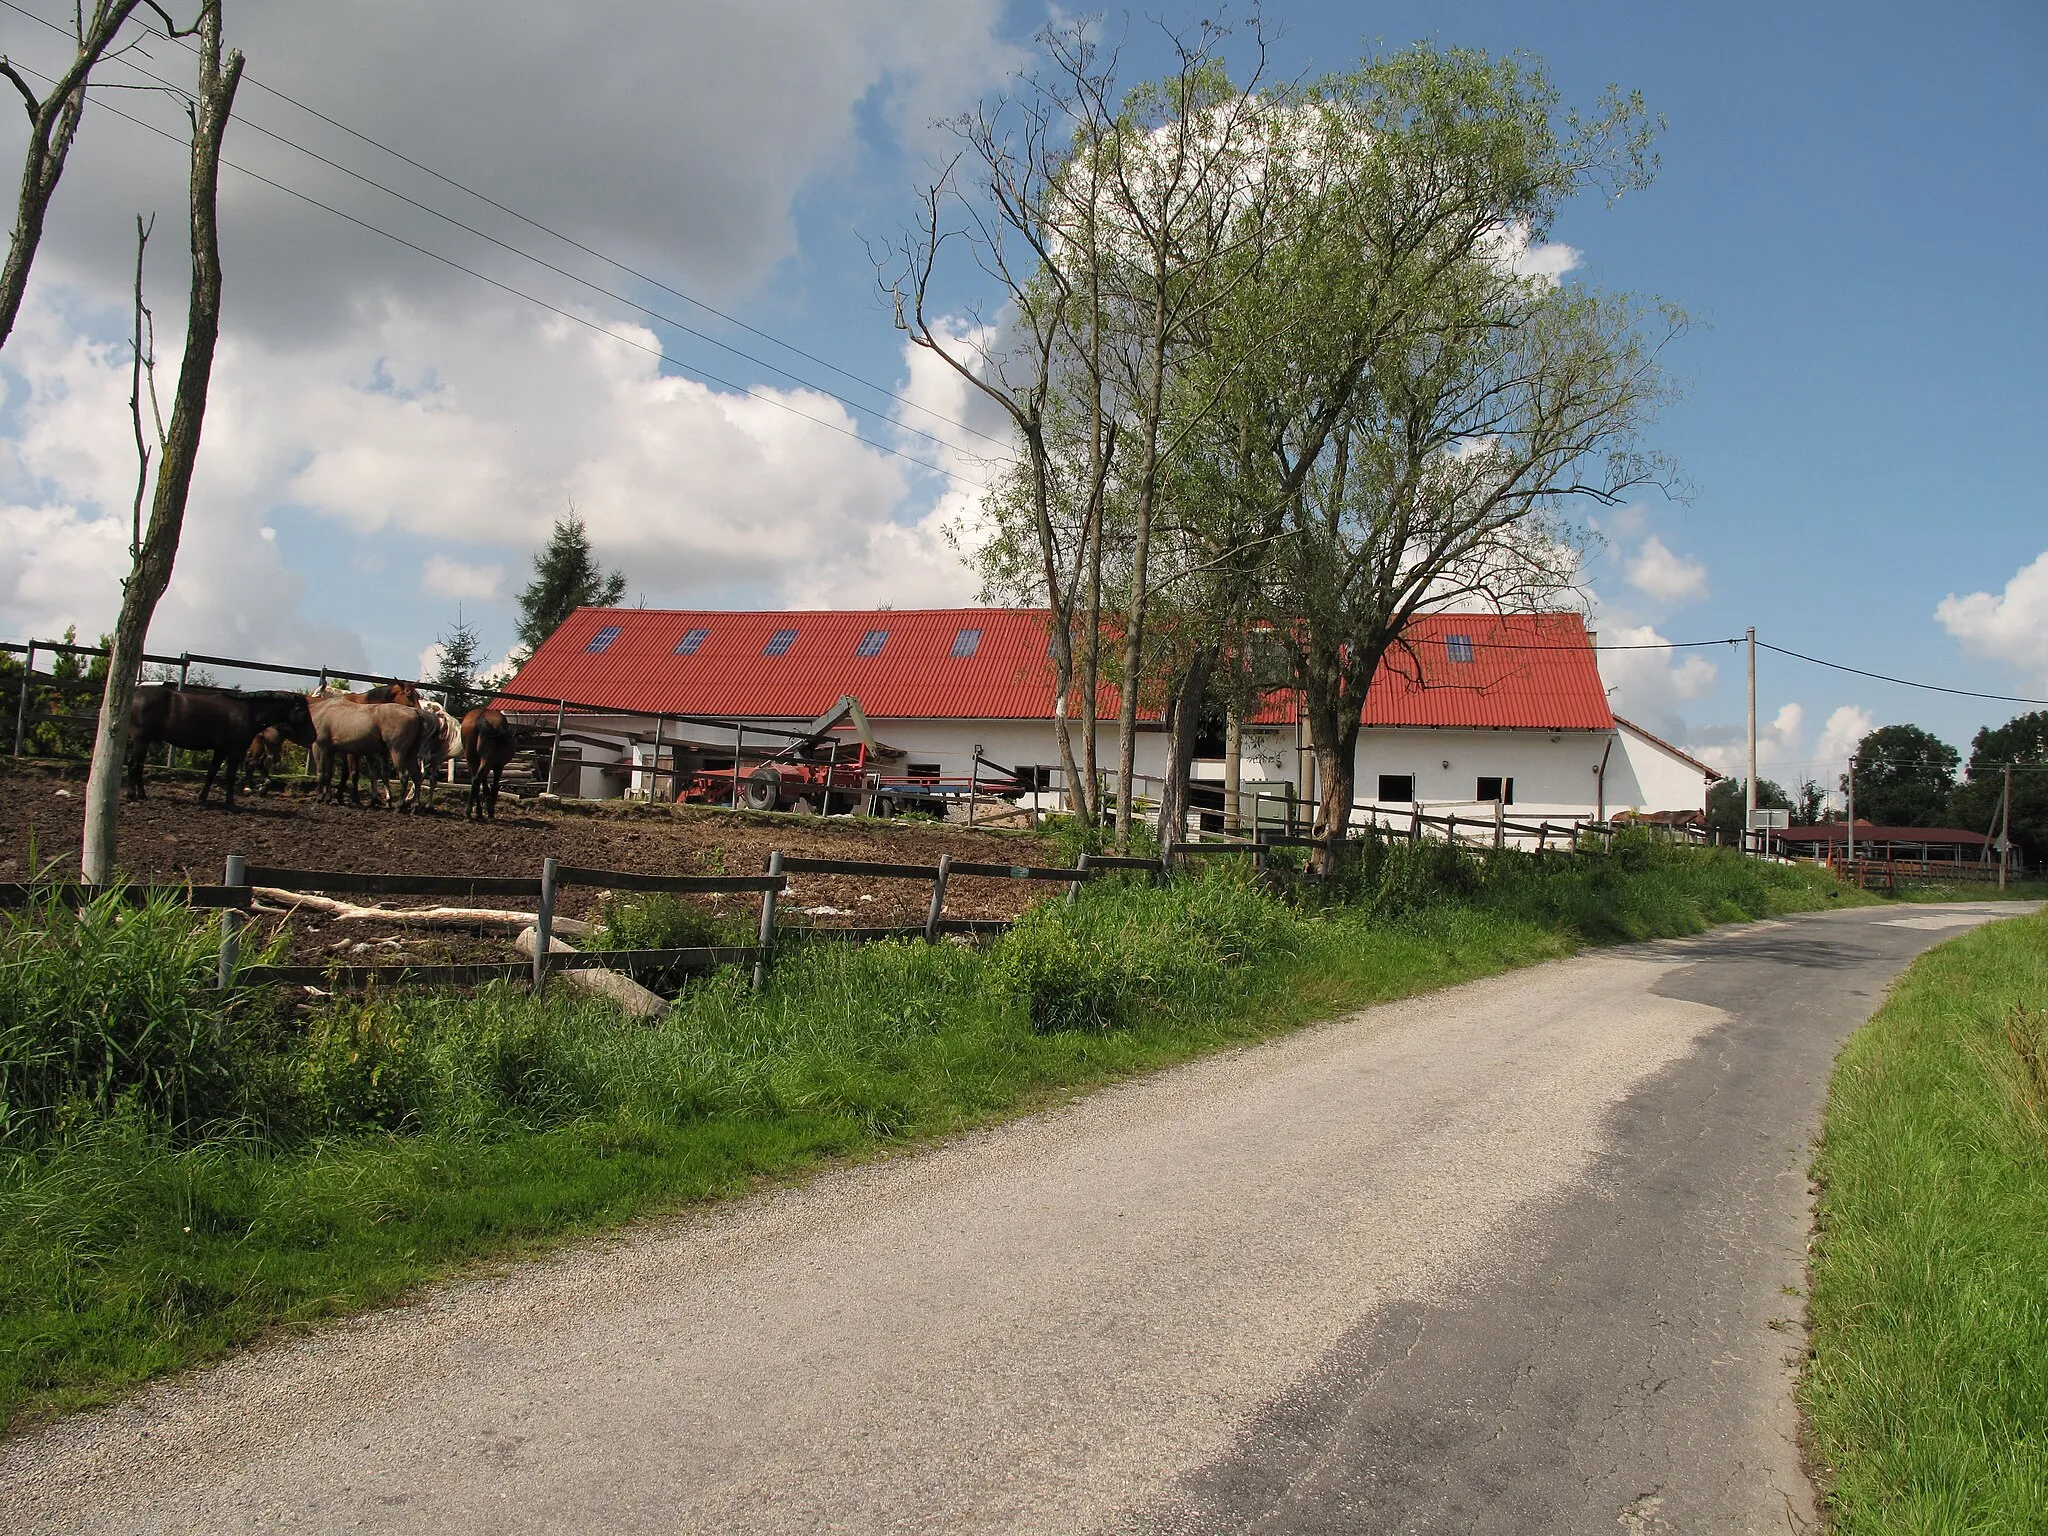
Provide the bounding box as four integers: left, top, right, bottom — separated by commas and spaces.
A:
1476, 776, 1514, 804
1377, 774, 1415, 802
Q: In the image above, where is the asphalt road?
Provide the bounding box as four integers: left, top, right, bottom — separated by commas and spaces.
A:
3, 901, 2026, 1535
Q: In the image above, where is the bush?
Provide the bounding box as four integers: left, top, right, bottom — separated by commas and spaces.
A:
295, 994, 434, 1131
592, 892, 748, 951
994, 905, 1131, 1032
0, 889, 271, 1144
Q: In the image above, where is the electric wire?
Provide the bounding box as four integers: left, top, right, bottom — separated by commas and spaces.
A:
1757, 640, 2048, 708
16, 63, 982, 488
0, 0, 996, 444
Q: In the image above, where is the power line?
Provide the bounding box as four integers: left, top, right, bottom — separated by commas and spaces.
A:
0, 0, 994, 446
68, 36, 1015, 458
1757, 640, 2048, 707
23, 67, 982, 489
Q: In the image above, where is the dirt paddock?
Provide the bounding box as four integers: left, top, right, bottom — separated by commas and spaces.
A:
1, 761, 1064, 973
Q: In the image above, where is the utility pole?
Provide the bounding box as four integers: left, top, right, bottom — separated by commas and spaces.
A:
1999, 764, 2012, 891
1745, 626, 1757, 855
1846, 755, 1856, 875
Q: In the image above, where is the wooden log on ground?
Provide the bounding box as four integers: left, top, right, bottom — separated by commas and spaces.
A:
515, 926, 667, 1022
255, 887, 590, 936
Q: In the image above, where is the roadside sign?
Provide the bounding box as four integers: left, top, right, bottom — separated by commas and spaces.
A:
1748, 808, 1789, 831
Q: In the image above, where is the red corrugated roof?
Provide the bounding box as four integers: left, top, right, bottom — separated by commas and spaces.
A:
501, 608, 1614, 731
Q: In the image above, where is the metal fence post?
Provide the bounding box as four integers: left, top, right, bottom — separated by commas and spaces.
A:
731, 724, 745, 809
218, 853, 246, 989
967, 754, 980, 826
534, 856, 558, 997
754, 850, 782, 992
923, 853, 952, 943
1067, 850, 1090, 906
13, 641, 34, 756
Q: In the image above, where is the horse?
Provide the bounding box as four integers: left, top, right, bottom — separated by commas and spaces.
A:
307, 694, 427, 810
127, 687, 315, 811
241, 723, 287, 791
461, 706, 518, 821
319, 681, 420, 804
412, 699, 464, 810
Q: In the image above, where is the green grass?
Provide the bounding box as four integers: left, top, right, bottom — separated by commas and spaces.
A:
1, 840, 1861, 1431
1802, 908, 2048, 1531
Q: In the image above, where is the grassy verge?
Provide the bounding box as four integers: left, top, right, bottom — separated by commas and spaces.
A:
1802, 908, 2048, 1529
2, 837, 1862, 1430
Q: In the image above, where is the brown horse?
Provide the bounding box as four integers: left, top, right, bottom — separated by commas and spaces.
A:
461, 707, 518, 820
128, 687, 315, 810
308, 694, 427, 810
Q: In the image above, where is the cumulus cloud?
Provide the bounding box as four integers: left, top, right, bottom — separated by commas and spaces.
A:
1817, 704, 1875, 768
422, 557, 506, 603
1624, 534, 1708, 607
1594, 620, 1719, 743
1935, 550, 2048, 687
0, 2, 1013, 671
0, 283, 981, 661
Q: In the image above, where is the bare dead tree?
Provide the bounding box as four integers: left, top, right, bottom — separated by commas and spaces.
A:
884, 20, 1126, 825
0, 0, 192, 351
81, 0, 240, 884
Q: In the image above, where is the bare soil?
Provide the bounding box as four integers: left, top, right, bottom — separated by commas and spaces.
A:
1, 760, 1061, 969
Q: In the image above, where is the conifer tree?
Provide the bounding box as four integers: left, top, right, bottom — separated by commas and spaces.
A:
431, 612, 487, 713
513, 510, 626, 660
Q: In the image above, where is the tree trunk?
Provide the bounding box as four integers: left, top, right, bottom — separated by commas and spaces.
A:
0, 2, 147, 352
1222, 704, 1242, 831
1113, 329, 1169, 849
81, 3, 241, 884
1156, 645, 1217, 853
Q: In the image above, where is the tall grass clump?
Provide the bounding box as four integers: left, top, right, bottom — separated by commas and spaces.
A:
0, 889, 274, 1144
591, 892, 750, 951
1803, 910, 2048, 1529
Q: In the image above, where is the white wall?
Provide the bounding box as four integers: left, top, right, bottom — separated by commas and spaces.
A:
1605, 721, 1714, 817
519, 708, 1706, 823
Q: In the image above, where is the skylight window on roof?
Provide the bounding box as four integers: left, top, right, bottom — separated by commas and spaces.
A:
1445, 634, 1475, 664
950, 627, 983, 658
856, 629, 888, 657
585, 625, 623, 654
763, 628, 798, 656
674, 627, 708, 656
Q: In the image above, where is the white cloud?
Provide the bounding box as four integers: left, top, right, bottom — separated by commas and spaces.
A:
1624, 534, 1708, 607
1817, 703, 1874, 768
422, 556, 507, 603
0, 284, 981, 662
1484, 219, 1581, 284
1595, 620, 1719, 743
1935, 550, 2048, 687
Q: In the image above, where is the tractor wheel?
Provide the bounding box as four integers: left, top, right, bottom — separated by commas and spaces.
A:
872, 795, 896, 819
743, 767, 782, 812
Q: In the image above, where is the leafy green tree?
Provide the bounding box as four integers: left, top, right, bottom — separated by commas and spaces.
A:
1844, 724, 1959, 827
1950, 711, 2048, 865
513, 511, 625, 660
430, 613, 487, 714
1707, 775, 1790, 842
1794, 777, 1829, 826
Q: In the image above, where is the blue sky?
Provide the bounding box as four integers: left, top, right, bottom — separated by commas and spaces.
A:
2, 0, 2042, 795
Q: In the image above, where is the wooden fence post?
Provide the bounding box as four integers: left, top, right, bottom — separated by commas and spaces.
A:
545, 701, 567, 795
753, 850, 781, 992
1409, 802, 1421, 844
12, 641, 33, 757
730, 724, 745, 809
1067, 851, 1090, 906
967, 755, 980, 826
923, 853, 952, 943
218, 853, 245, 989
534, 855, 558, 997
1494, 798, 1504, 852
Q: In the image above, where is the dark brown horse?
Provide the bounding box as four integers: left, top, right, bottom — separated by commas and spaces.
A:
128, 687, 315, 810
461, 707, 518, 820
